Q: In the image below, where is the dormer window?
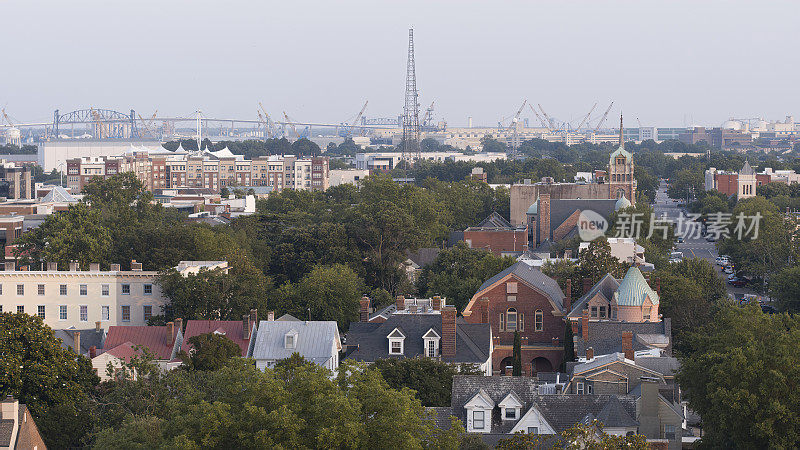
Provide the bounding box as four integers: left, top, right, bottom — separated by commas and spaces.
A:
504, 408, 517, 420
285, 329, 298, 349
388, 328, 405, 355
422, 329, 440, 358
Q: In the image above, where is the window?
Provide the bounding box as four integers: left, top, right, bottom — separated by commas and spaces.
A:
80, 305, 88, 322
599, 306, 606, 318
577, 382, 584, 394
101, 284, 109, 296
506, 295, 516, 302
16, 284, 23, 296
527, 427, 539, 434
17, 305, 24, 314
535, 310, 543, 331
0, 284, 3, 294
121, 284, 130, 295
144, 284, 153, 295
80, 285, 87, 296
506, 308, 517, 331
59, 305, 67, 320
506, 282, 518, 294
101, 306, 110, 321
59, 285, 67, 296
143, 305, 152, 321
587, 384, 593, 394
504, 408, 517, 420
37, 284, 45, 296
426, 339, 436, 357
664, 425, 676, 440
643, 307, 651, 321
285, 335, 294, 348
390, 341, 402, 354
121, 305, 130, 322
37, 305, 45, 319
499, 313, 505, 332
612, 307, 618, 319
473, 411, 485, 430
590, 306, 598, 318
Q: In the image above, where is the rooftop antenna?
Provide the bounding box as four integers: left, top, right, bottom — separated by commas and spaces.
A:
618, 113, 624, 147
402, 28, 420, 169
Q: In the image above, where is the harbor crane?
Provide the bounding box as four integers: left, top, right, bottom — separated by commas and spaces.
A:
593, 101, 615, 132
508, 99, 528, 151
421, 101, 435, 129
574, 102, 598, 131
528, 104, 551, 130
258, 103, 278, 138
537, 104, 556, 131
137, 111, 159, 139
348, 100, 368, 137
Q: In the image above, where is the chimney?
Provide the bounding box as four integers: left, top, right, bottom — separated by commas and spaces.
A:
267, 311, 275, 321
131, 260, 143, 271
479, 297, 489, 324
69, 260, 79, 271
360, 296, 371, 322
581, 310, 589, 341
586, 346, 594, 360
638, 377, 661, 438
564, 278, 572, 312
89, 346, 97, 359
1, 396, 19, 423
166, 322, 174, 345
242, 314, 251, 340
622, 331, 634, 360
175, 317, 183, 333
432, 295, 441, 311
89, 263, 100, 272
395, 295, 405, 312
249, 309, 257, 328
654, 277, 661, 296
4, 261, 14, 272
47, 261, 58, 271
110, 263, 121, 271
441, 306, 457, 358
583, 278, 592, 295
72, 331, 81, 355
95, 321, 101, 332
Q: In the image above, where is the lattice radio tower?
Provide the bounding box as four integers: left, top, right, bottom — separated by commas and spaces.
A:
402, 28, 421, 167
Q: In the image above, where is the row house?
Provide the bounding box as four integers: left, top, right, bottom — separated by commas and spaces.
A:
65, 146, 329, 194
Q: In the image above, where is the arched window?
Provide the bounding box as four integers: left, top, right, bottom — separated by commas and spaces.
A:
507, 308, 517, 331
535, 310, 543, 331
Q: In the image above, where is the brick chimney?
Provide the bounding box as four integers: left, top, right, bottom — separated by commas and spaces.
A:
72, 330, 81, 355
538, 194, 551, 243
564, 278, 572, 312
249, 309, 257, 328
395, 295, 405, 312
581, 310, 589, 341
131, 260, 143, 271
441, 306, 457, 358
654, 277, 661, 296
89, 346, 97, 358
95, 321, 101, 332
47, 261, 58, 271
175, 318, 183, 334
166, 322, 175, 345
4, 261, 14, 272
242, 314, 251, 340
110, 263, 121, 271
360, 296, 371, 322
69, 260, 79, 271
583, 278, 592, 295
89, 263, 100, 272
432, 295, 441, 311
622, 331, 634, 360
586, 347, 594, 360
479, 297, 489, 323
267, 311, 275, 321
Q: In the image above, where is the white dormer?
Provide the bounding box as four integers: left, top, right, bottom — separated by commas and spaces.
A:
464, 389, 495, 433
498, 391, 523, 421
422, 328, 440, 358
387, 328, 405, 355
284, 329, 298, 349
510, 404, 557, 435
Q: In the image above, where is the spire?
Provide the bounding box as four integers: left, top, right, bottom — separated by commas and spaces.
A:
618, 113, 624, 147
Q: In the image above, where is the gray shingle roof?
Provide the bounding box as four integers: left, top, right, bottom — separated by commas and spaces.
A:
476, 262, 565, 310
567, 274, 620, 318
634, 356, 680, 377
427, 407, 455, 430
345, 316, 490, 364
577, 319, 672, 357
0, 419, 13, 447
471, 212, 514, 230
548, 199, 618, 236
53, 328, 105, 355
250, 320, 340, 365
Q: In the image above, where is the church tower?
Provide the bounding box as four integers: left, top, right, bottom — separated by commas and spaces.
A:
608, 114, 636, 203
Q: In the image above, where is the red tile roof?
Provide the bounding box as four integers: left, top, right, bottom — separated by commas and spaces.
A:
181, 320, 251, 356
104, 326, 177, 360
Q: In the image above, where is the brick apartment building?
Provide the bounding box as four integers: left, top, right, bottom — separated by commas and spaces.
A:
66, 146, 329, 193
705, 161, 800, 198
0, 160, 33, 200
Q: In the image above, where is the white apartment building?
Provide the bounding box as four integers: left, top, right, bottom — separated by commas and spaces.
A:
0, 260, 227, 329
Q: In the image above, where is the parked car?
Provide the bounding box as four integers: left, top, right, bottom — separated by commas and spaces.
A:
716, 256, 730, 265
724, 265, 734, 274
728, 277, 746, 287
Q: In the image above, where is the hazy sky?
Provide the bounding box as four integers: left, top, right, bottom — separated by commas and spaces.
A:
2, 0, 798, 128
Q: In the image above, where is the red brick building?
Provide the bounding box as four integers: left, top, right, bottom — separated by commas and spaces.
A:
462, 261, 567, 375
463, 212, 527, 257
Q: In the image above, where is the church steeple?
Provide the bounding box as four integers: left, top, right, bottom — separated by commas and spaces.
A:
618, 113, 624, 147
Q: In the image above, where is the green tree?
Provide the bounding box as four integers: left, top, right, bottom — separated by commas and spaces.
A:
678, 304, 800, 448
275, 263, 366, 326
667, 168, 703, 201
374, 358, 482, 407
769, 265, 800, 313
179, 332, 242, 371
0, 313, 99, 448
418, 243, 515, 312
577, 237, 627, 284
495, 420, 648, 449
512, 331, 522, 376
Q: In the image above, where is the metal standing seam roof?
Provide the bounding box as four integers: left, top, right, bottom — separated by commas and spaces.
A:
476, 261, 565, 310
103, 326, 179, 360
615, 267, 659, 306
181, 320, 252, 357
250, 320, 340, 364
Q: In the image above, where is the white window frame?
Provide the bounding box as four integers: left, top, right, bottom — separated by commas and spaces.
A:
37, 305, 45, 319
37, 284, 45, 296
80, 305, 88, 322
59, 305, 67, 320
101, 284, 110, 296
506, 308, 517, 331
144, 284, 153, 295
80, 285, 88, 296
504, 408, 517, 420
16, 284, 24, 296
143, 305, 153, 321
577, 382, 584, 394
59, 285, 67, 296
16, 305, 24, 314
528, 427, 539, 434
473, 410, 485, 430
121, 284, 131, 295
121, 305, 131, 322
535, 310, 544, 332
388, 328, 405, 355
101, 306, 110, 321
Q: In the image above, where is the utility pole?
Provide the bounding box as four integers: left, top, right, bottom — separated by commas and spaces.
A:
402, 28, 420, 170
